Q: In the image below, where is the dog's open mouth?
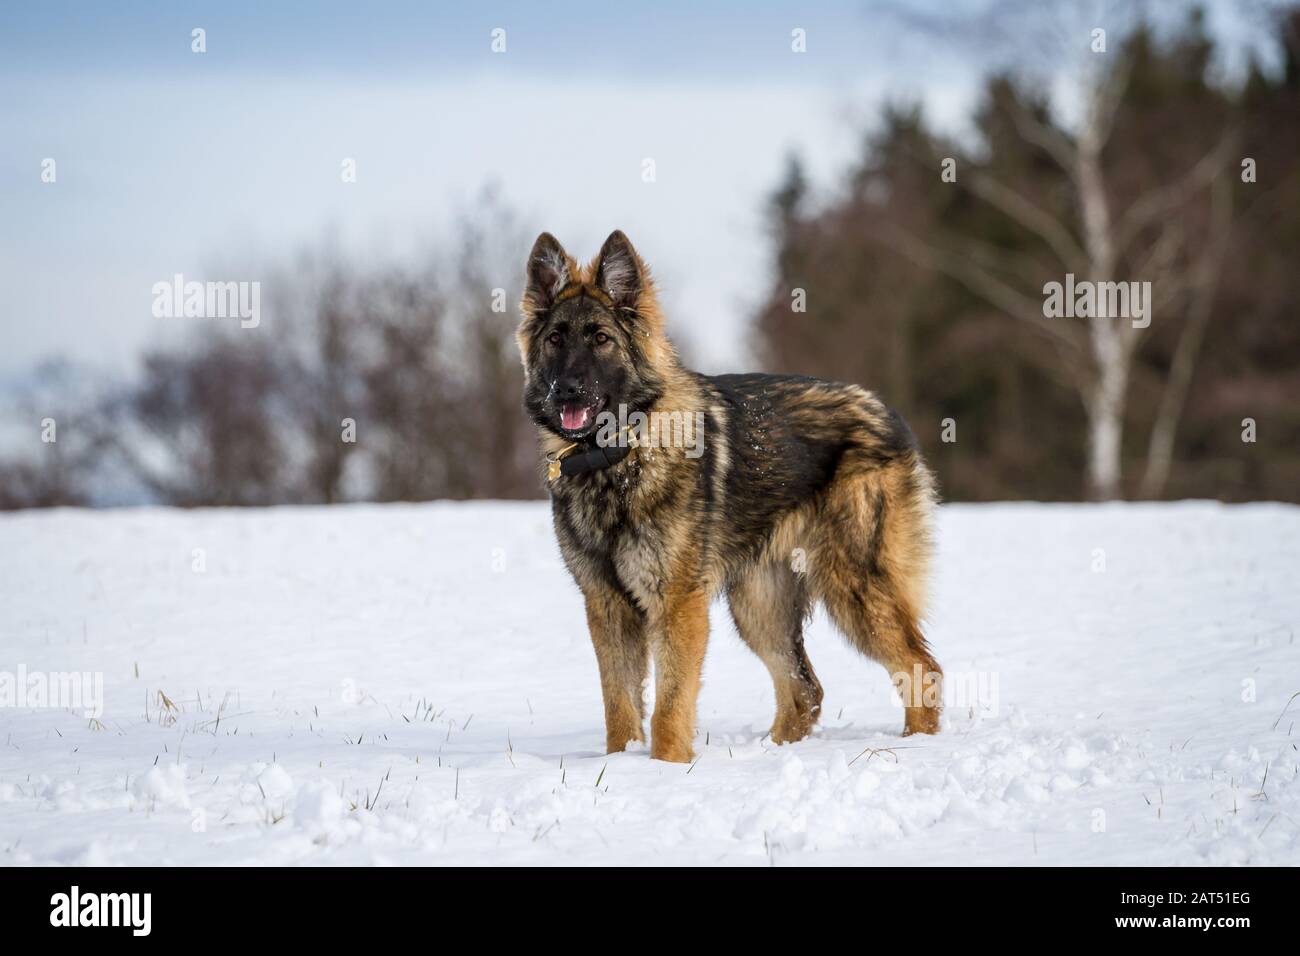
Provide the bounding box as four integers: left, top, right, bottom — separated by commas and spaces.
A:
559, 399, 604, 433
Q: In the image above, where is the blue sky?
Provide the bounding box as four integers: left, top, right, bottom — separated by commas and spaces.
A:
0, 1, 1275, 383
0, 1, 948, 80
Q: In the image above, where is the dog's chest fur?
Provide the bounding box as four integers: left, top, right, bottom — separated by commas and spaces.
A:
549, 445, 707, 612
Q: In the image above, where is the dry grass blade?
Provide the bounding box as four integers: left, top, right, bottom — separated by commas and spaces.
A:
1271, 691, 1299, 732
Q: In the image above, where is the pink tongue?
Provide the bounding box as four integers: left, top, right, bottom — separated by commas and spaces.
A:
561, 404, 591, 430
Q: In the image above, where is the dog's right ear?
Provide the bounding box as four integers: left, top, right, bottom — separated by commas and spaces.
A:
523, 232, 573, 313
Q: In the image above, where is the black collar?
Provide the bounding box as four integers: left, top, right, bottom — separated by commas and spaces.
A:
546, 427, 638, 482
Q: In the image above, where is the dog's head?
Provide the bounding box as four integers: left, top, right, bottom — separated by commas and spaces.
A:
517, 230, 670, 440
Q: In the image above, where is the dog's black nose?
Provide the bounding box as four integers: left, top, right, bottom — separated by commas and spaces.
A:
559, 377, 584, 399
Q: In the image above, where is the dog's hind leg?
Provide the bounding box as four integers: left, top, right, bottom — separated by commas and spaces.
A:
814, 465, 943, 736
728, 561, 823, 744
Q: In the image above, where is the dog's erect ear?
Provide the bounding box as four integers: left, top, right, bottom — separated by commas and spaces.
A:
525, 232, 572, 311
594, 230, 643, 310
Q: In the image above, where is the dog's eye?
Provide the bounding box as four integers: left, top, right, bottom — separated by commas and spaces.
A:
547, 332, 563, 346
593, 332, 610, 345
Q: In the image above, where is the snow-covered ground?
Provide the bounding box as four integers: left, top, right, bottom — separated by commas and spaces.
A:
1, 500, 1297, 866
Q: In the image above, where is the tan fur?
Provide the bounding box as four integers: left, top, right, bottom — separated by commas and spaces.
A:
728, 562, 823, 743
584, 587, 647, 752
649, 576, 710, 762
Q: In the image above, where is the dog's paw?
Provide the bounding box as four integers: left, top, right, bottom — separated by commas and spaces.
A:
902, 706, 941, 736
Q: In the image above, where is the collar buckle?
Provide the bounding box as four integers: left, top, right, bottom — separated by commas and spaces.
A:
546, 442, 578, 482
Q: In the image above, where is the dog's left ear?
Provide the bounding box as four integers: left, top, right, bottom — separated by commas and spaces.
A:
594, 230, 644, 310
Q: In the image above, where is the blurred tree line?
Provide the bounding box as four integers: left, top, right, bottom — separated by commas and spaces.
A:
1, 5, 1296, 509
755, 5, 1300, 501
0, 195, 541, 508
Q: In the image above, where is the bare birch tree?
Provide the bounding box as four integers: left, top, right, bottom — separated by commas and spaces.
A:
878, 0, 1239, 498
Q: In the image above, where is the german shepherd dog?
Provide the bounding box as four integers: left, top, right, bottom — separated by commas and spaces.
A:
518, 231, 942, 763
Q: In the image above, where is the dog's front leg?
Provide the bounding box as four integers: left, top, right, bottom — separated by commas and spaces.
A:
648, 584, 710, 763
584, 585, 648, 753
